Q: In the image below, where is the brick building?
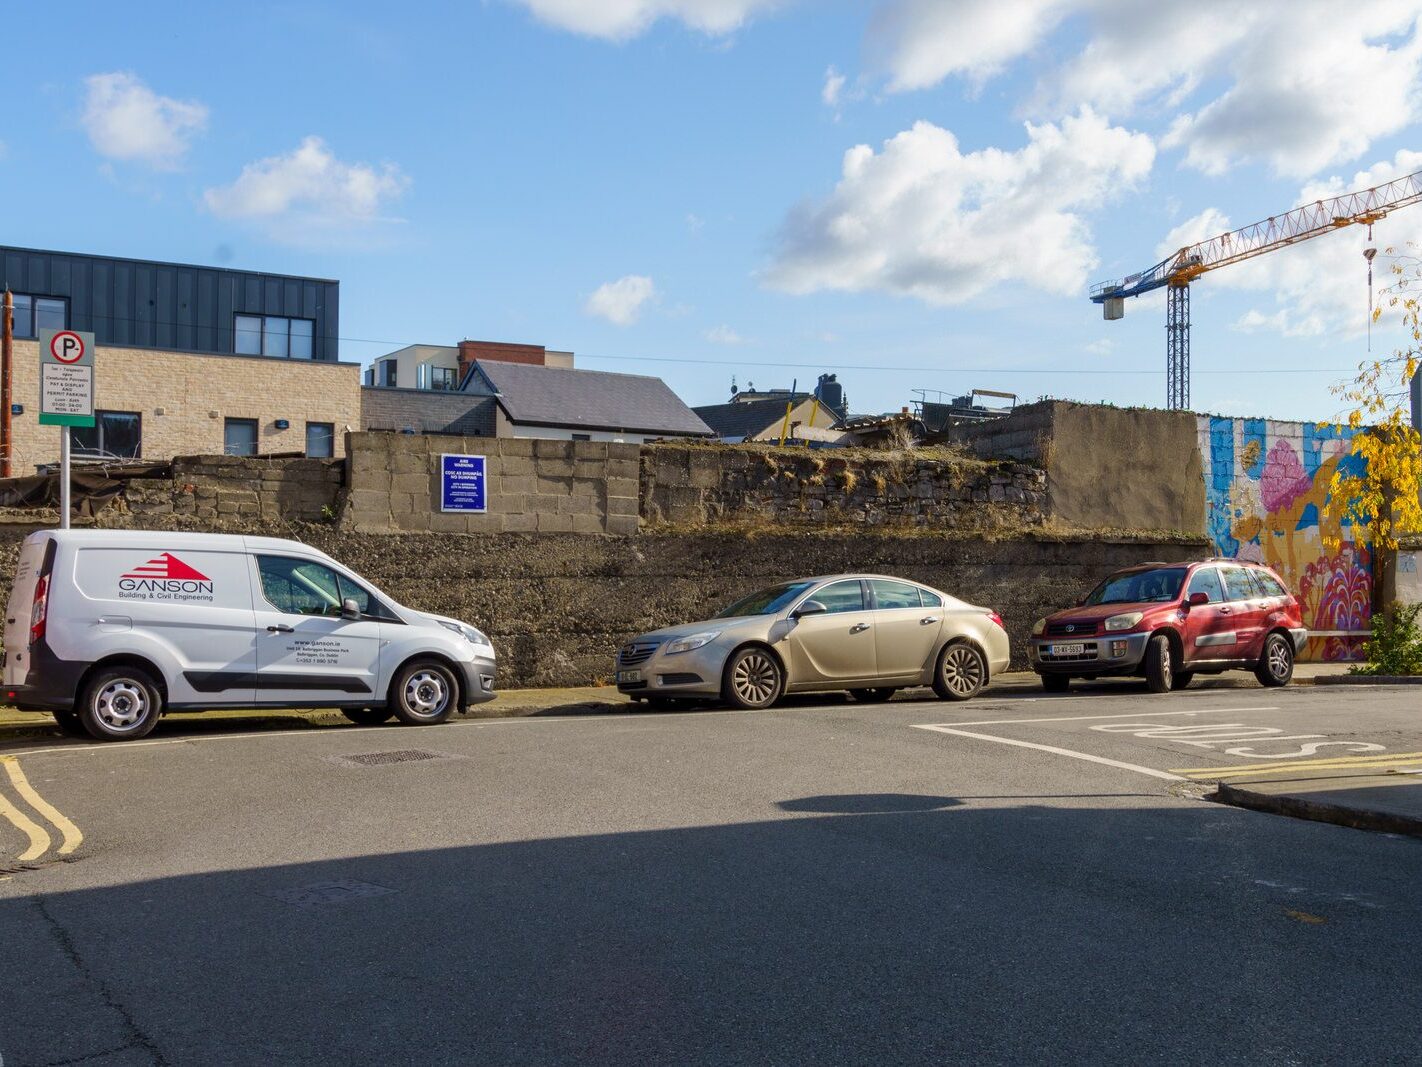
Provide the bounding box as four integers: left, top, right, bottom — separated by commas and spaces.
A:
1, 245, 360, 472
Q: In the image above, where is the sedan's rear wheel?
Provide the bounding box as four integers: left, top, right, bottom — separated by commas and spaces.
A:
848, 688, 897, 703
933, 642, 987, 702
721, 647, 783, 710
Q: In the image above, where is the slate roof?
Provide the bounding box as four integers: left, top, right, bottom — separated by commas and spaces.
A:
693, 395, 814, 440
471, 360, 713, 437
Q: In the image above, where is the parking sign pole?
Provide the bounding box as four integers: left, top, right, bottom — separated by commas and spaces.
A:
59, 427, 70, 530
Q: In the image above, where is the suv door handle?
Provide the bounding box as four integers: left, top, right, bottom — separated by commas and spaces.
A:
850, 623, 871, 633
1219, 607, 1232, 615
920, 616, 940, 625
267, 624, 294, 633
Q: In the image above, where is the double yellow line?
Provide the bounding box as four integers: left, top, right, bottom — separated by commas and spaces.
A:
0, 755, 83, 863
1174, 750, 1422, 781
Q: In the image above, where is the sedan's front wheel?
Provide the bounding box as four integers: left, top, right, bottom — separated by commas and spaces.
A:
933, 642, 987, 702
722, 647, 783, 710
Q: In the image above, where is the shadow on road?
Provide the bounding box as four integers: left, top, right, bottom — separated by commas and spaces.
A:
3, 795, 1418, 1065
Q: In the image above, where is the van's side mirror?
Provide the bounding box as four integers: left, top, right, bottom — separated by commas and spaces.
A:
1187, 591, 1210, 607
341, 597, 362, 621
794, 600, 827, 618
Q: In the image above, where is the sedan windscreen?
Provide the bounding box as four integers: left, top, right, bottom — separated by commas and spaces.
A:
1084, 568, 1187, 605
716, 581, 816, 618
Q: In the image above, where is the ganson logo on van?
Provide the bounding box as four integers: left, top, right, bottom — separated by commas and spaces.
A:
117, 554, 216, 603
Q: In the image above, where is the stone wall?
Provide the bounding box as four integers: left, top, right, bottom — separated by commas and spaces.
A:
116, 456, 344, 524
342, 433, 640, 535
639, 444, 1047, 531
0, 522, 1206, 687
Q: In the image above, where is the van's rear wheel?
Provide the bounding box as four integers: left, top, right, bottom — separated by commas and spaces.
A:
391, 660, 460, 725
78, 667, 162, 741
342, 707, 396, 726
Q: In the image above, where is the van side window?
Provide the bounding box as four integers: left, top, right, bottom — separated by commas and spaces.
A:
1185, 568, 1224, 604
258, 557, 347, 617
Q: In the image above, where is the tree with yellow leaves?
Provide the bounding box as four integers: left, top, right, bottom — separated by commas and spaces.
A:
1328, 248, 1422, 616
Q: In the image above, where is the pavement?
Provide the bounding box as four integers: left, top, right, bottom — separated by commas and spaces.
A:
1, 680, 1420, 1064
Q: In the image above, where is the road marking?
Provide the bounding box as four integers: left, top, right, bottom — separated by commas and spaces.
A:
1174, 751, 1422, 780
912, 724, 1185, 782
0, 757, 82, 855
0, 785, 52, 862
943, 707, 1281, 727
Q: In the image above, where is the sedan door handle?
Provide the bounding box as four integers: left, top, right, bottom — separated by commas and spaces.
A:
267, 624, 294, 633
850, 623, 871, 633
920, 616, 940, 625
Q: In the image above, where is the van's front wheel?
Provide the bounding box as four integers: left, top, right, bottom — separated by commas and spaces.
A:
391, 661, 460, 725
78, 667, 163, 741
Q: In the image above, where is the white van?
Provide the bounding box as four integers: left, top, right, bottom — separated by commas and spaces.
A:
2, 530, 497, 741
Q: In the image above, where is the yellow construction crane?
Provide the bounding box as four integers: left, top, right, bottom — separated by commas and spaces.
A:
1091, 168, 1422, 409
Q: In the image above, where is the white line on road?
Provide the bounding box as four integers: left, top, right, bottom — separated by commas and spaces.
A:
911, 724, 1187, 782
937, 707, 1281, 728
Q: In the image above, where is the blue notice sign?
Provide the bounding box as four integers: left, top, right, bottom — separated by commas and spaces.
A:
440, 453, 487, 513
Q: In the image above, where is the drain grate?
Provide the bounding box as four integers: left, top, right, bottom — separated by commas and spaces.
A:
335, 749, 447, 767
266, 879, 397, 908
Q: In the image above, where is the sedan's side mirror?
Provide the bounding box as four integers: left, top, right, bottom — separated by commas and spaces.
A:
1187, 592, 1209, 607
794, 600, 827, 618
341, 597, 362, 621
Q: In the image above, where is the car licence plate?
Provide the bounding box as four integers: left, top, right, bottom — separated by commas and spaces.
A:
617, 670, 642, 684
1049, 643, 1085, 656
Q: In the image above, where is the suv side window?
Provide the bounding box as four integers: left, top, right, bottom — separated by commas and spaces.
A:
1221, 566, 1257, 602
813, 580, 866, 614
1253, 570, 1288, 597
870, 579, 922, 610
1186, 568, 1224, 604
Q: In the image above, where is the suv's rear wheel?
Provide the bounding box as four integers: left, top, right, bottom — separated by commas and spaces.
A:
391, 660, 460, 725
1255, 633, 1294, 688
78, 667, 163, 741
1143, 634, 1174, 694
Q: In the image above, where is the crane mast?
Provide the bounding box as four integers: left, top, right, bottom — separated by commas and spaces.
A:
1091, 168, 1422, 410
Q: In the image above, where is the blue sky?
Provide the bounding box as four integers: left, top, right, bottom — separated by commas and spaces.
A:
5, 0, 1422, 421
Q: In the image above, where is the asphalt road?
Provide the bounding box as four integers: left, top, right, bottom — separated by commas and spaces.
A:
3, 682, 1421, 1065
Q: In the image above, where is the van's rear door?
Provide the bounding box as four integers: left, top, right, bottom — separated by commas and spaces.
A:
4, 533, 54, 687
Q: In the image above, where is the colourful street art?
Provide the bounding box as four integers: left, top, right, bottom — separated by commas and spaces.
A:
1197, 417, 1370, 661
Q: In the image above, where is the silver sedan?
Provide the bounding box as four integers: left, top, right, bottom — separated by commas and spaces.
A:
615, 574, 1010, 709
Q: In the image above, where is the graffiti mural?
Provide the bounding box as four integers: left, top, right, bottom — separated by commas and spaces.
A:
1198, 417, 1370, 661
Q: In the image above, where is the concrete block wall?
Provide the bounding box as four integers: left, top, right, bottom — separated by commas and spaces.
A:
118, 455, 344, 524
342, 433, 641, 535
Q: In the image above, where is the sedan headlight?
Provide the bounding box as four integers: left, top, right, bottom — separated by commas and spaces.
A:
440, 619, 493, 648
1031, 617, 1047, 635
1104, 612, 1144, 632
664, 631, 721, 655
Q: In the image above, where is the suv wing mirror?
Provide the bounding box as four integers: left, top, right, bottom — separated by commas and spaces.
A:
341, 597, 362, 621
794, 600, 827, 618
1187, 591, 1209, 607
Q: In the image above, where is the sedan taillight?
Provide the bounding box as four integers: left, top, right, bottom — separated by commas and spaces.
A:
986, 612, 1005, 630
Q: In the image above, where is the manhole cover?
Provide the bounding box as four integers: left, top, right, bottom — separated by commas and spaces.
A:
333, 749, 447, 767
266, 879, 397, 908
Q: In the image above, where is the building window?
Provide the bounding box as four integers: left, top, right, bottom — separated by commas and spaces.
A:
234, 315, 314, 358
306, 422, 335, 458
8, 295, 66, 339
70, 410, 142, 459
571, 433, 592, 441
379, 360, 398, 387
224, 418, 259, 457
432, 366, 457, 390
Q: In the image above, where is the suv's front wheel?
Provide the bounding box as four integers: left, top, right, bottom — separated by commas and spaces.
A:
1143, 634, 1174, 694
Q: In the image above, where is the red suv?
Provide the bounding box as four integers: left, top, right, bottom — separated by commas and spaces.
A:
1029, 560, 1307, 693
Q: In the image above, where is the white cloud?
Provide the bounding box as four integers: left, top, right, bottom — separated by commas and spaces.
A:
764, 109, 1154, 305
511, 0, 778, 40
867, 0, 1422, 178
585, 275, 657, 325
203, 136, 409, 236
822, 66, 847, 108
686, 212, 705, 232
705, 324, 746, 344
81, 72, 207, 169
1182, 150, 1422, 337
